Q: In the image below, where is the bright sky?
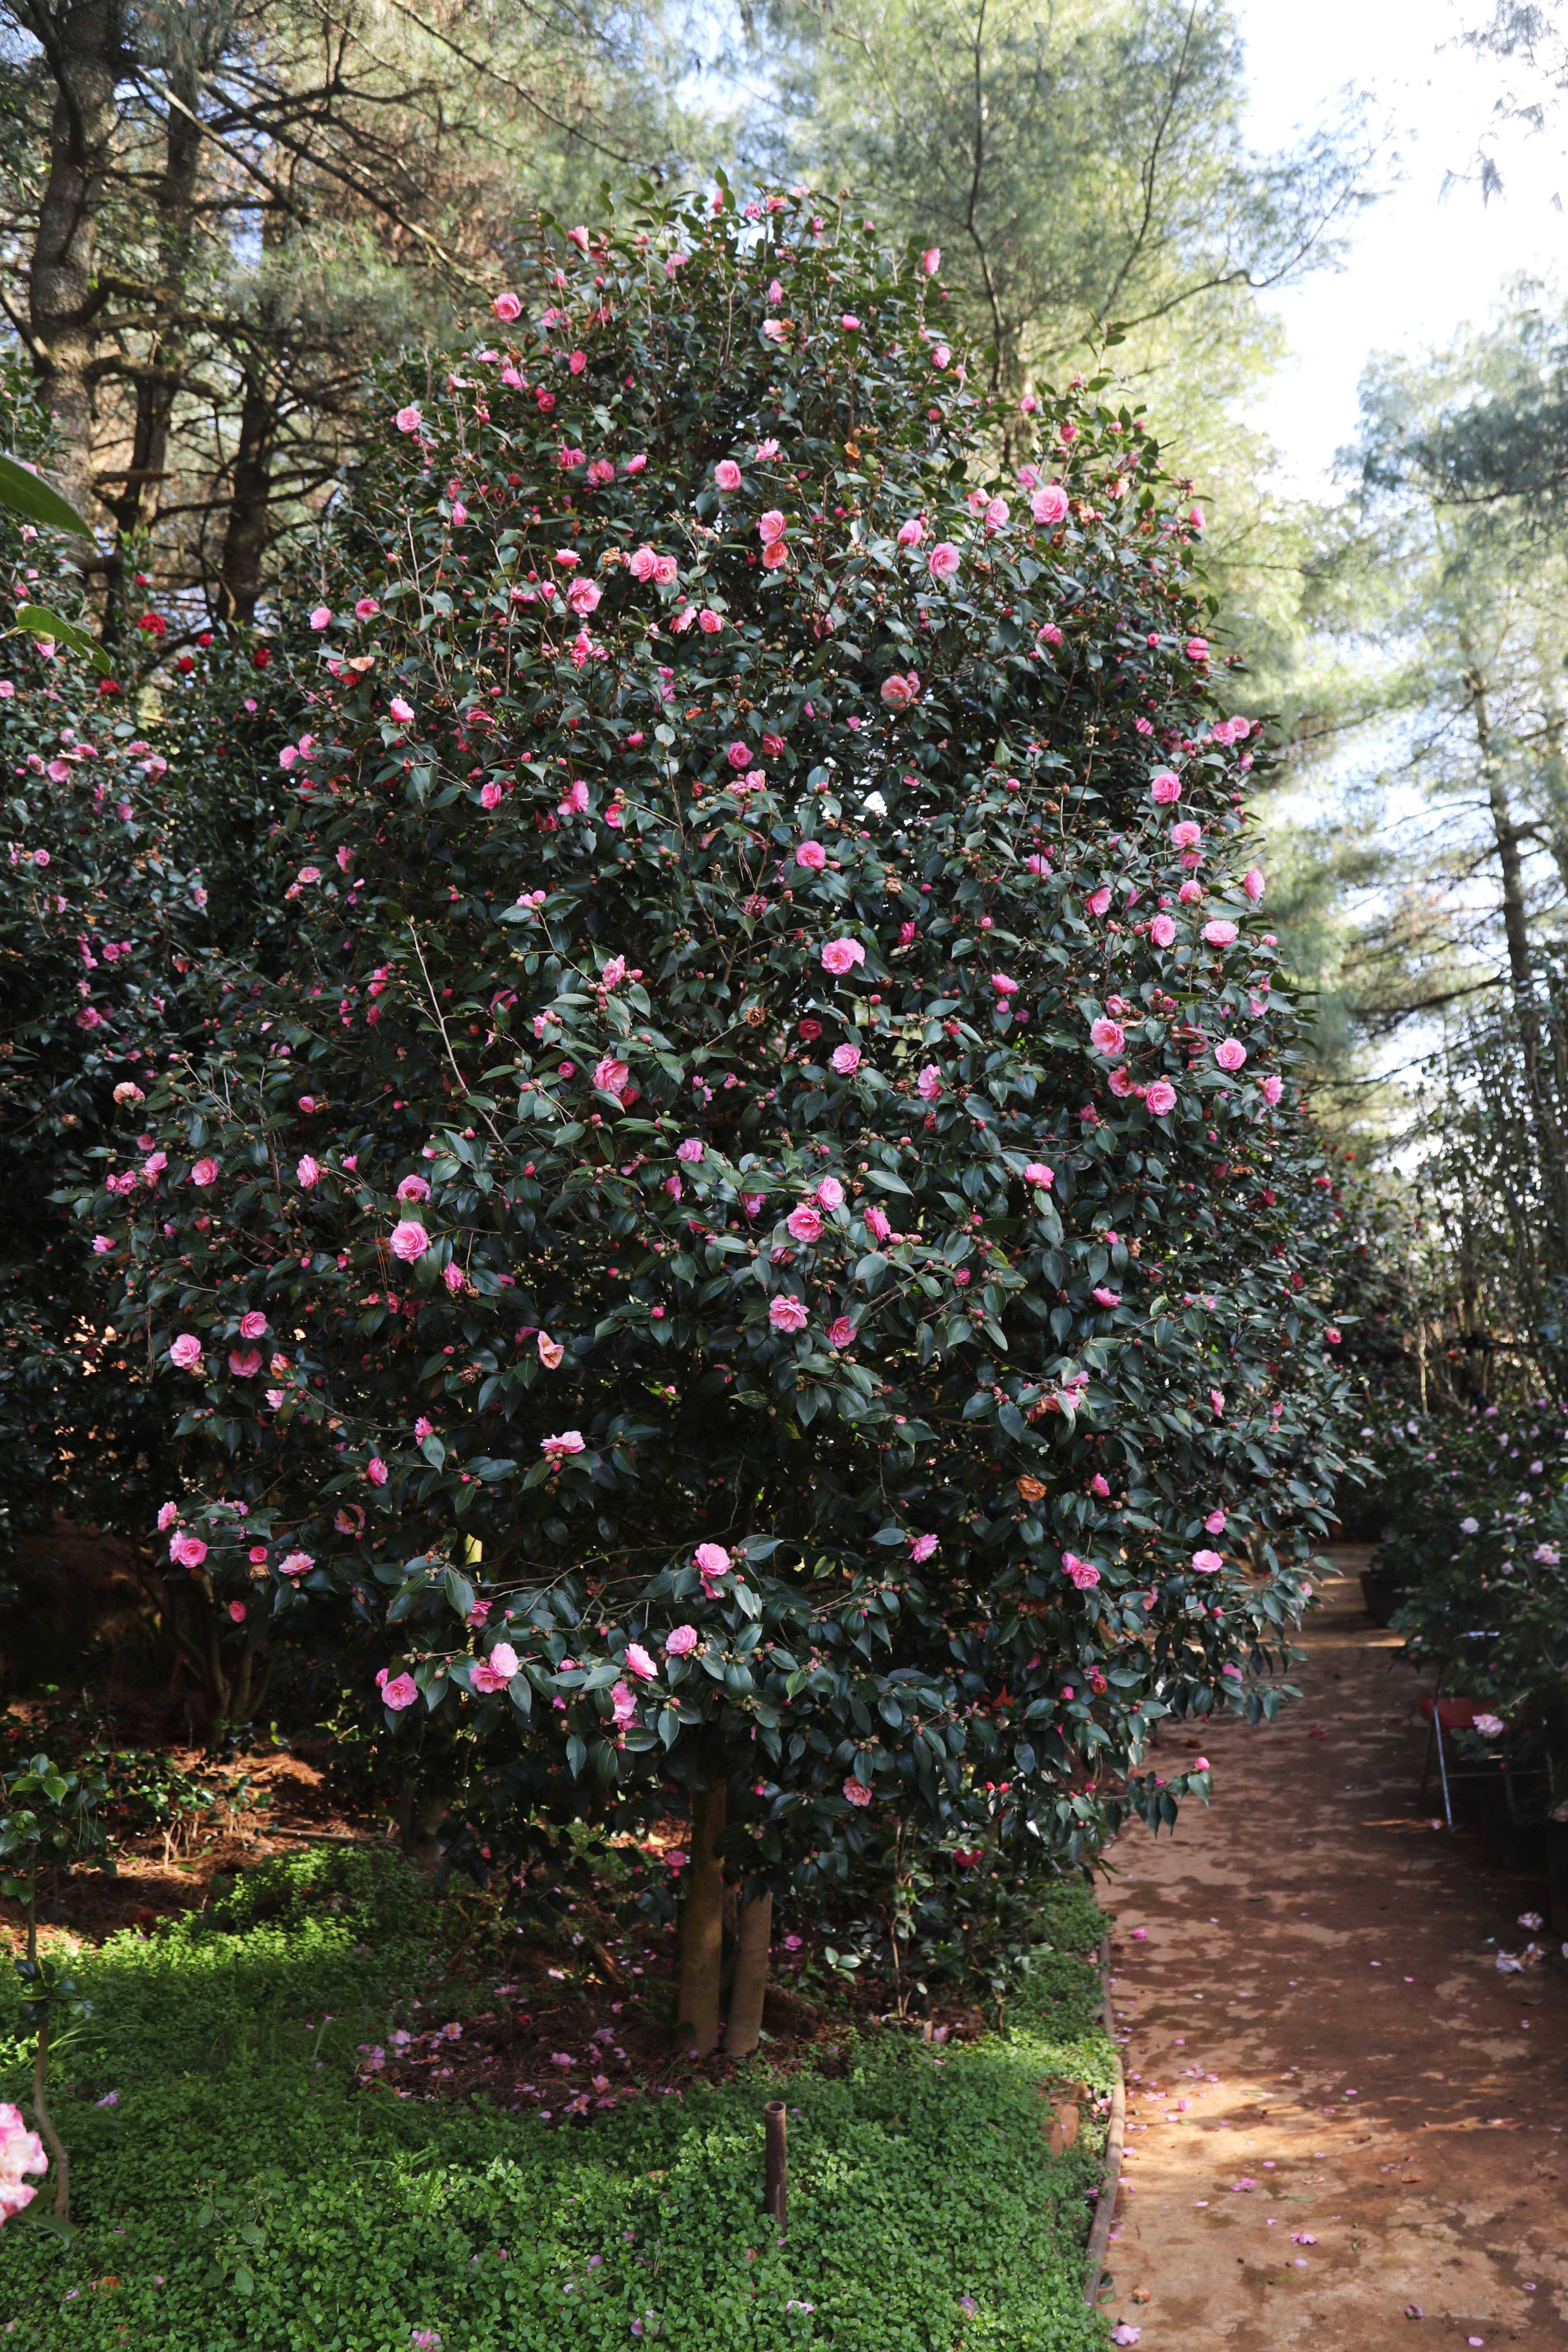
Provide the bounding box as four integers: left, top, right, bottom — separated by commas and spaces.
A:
1235, 0, 1568, 492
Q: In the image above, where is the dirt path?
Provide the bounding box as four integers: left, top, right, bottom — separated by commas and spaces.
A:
1097, 1552, 1568, 2350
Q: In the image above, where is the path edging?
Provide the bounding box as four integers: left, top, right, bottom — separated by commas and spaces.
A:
1082, 1931, 1125, 2308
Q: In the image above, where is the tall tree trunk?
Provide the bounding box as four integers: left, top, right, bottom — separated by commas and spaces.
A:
215, 365, 275, 623
102, 69, 202, 638
1468, 660, 1568, 1266
677, 1782, 726, 2056
725, 1890, 772, 2058
24, 0, 122, 529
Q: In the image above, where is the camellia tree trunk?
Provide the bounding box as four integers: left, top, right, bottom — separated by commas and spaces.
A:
675, 1783, 773, 2058
677, 1782, 726, 2055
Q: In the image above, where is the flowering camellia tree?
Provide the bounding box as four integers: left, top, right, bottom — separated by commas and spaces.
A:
76, 187, 1354, 2052
0, 380, 291, 1651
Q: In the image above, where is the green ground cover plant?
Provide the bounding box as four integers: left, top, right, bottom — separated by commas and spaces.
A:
0, 1846, 1114, 2350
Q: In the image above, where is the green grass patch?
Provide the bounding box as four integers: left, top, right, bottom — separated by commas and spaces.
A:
0, 1850, 1113, 2350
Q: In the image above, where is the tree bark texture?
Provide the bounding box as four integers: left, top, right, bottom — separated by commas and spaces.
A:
677, 1781, 726, 2055
24, 0, 122, 527
724, 1890, 773, 2058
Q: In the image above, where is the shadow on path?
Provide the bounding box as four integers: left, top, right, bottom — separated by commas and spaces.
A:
1097, 1554, 1567, 2349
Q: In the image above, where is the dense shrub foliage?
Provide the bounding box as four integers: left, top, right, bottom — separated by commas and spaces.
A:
1, 358, 294, 1572
56, 189, 1355, 2018
1361, 1402, 1568, 1822
0, 1847, 1115, 2350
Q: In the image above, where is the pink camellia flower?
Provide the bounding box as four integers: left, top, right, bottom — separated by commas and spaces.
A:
880, 671, 919, 709
840, 313, 861, 331
1031, 484, 1069, 526
395, 405, 422, 434
309, 606, 331, 631
228, 1347, 262, 1378
1087, 886, 1112, 917
831, 1043, 862, 1076
472, 1642, 520, 1694
629, 545, 661, 582
297, 1154, 321, 1188
92, 1235, 114, 1254
367, 1457, 389, 1487
1093, 1286, 1121, 1308
1203, 919, 1238, 949
910, 1532, 939, 1563
817, 1177, 844, 1211
1244, 867, 1265, 901
0, 2101, 48, 2220
239, 1310, 268, 1339
442, 1263, 465, 1296
1205, 1510, 1227, 1534
927, 541, 960, 580
1145, 1079, 1177, 1116
190, 1156, 219, 1187
1027, 852, 1052, 876
168, 1333, 203, 1371
390, 1218, 429, 1261
1024, 1161, 1054, 1186
828, 1315, 856, 1349
676, 1137, 704, 1162
896, 516, 924, 547
983, 496, 1010, 531
567, 577, 601, 616
381, 1672, 418, 1710
397, 1174, 430, 1203
1089, 1016, 1124, 1054
1210, 1388, 1226, 1417
758, 509, 787, 546
922, 245, 942, 273
865, 1203, 891, 1240
665, 1624, 698, 1656
726, 740, 753, 769
694, 1543, 730, 1581
787, 1205, 824, 1242
991, 971, 1018, 995
1037, 622, 1064, 649
796, 839, 827, 871
1170, 819, 1203, 850
1191, 1548, 1224, 1574
1149, 913, 1177, 948
1178, 879, 1204, 904
1214, 1038, 1247, 1072
278, 1550, 314, 1579
1062, 1553, 1101, 1590
1259, 1072, 1284, 1106
494, 290, 523, 321
625, 1641, 657, 1681
592, 1056, 629, 1096
169, 1532, 207, 1570
1150, 770, 1182, 805
541, 1430, 585, 1464
611, 1679, 638, 1728
769, 1293, 809, 1332
714, 459, 743, 491
821, 937, 865, 975
917, 1064, 942, 1100
158, 1502, 180, 1531
389, 696, 414, 724
355, 596, 380, 620
1186, 636, 1210, 662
